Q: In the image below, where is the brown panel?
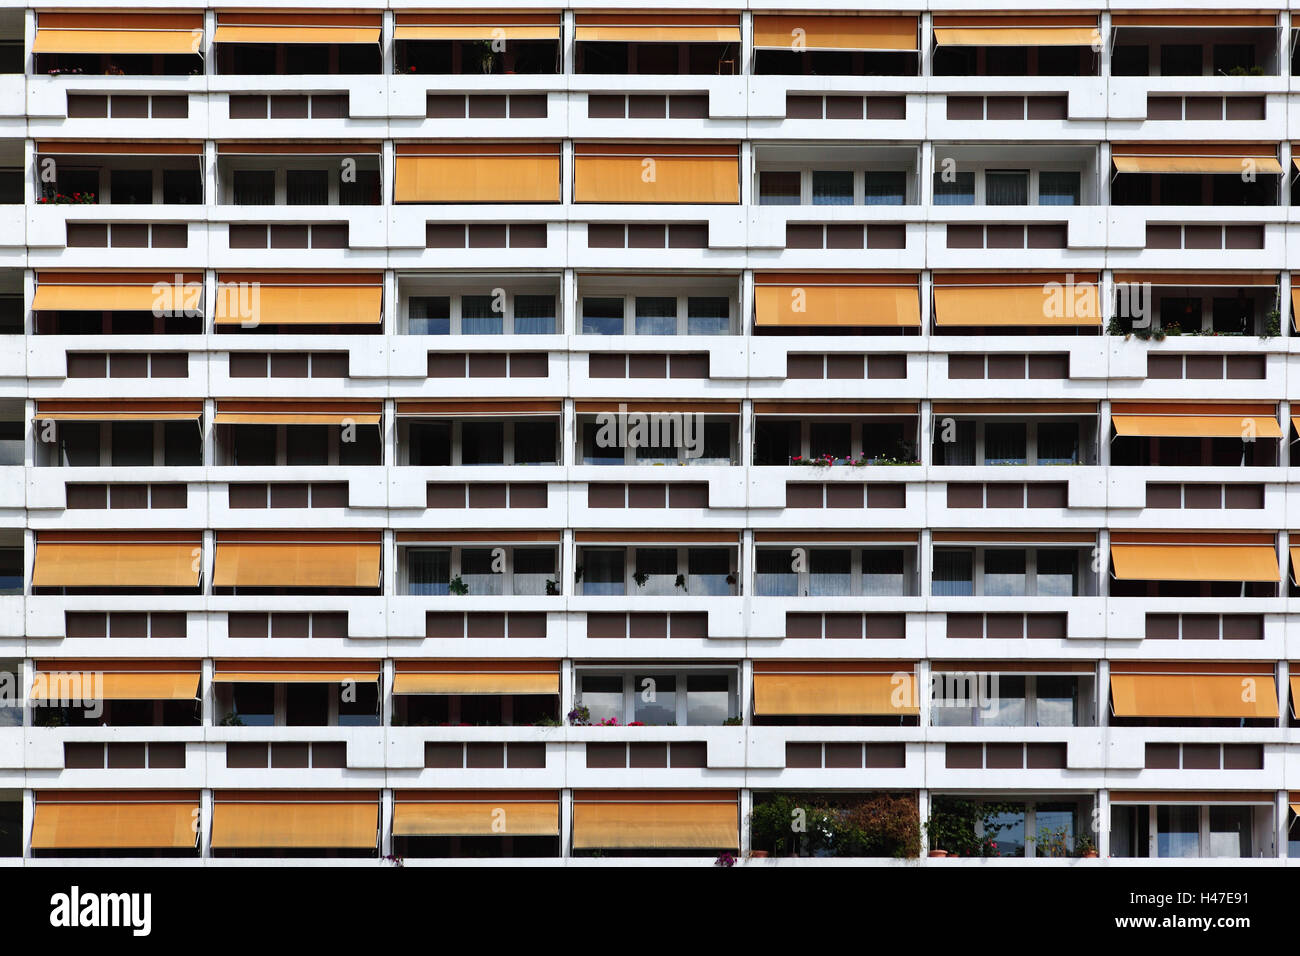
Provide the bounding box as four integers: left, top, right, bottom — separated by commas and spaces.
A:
507, 612, 547, 639
867, 483, 906, 509
985, 743, 1024, 769
468, 94, 508, 118
668, 224, 708, 248
270, 613, 310, 639
785, 613, 822, 639
466, 613, 506, 638
628, 224, 665, 248
311, 743, 346, 769
1225, 97, 1265, 121
149, 484, 187, 509
1145, 742, 1180, 769
426, 224, 466, 248
945, 743, 983, 769
424, 743, 462, 769
465, 743, 505, 769
468, 353, 508, 378
865, 614, 906, 640
669, 353, 709, 379
269, 95, 308, 119
628, 95, 666, 119
1222, 615, 1263, 640
947, 483, 984, 508
1185, 355, 1224, 380
986, 224, 1025, 249
1026, 96, 1067, 119
825, 743, 863, 768
1183, 484, 1223, 509
629, 353, 667, 378
1145, 225, 1181, 249
668, 483, 708, 508
986, 614, 1025, 640
670, 742, 707, 768
1028, 353, 1069, 379
586, 743, 626, 769
227, 742, 268, 768
64, 743, 104, 769
1146, 354, 1183, 379
986, 354, 1026, 379
825, 613, 863, 640
947, 95, 983, 120
587, 94, 624, 118
67, 484, 108, 510
785, 95, 823, 119
825, 96, 863, 120
425, 484, 466, 508
948, 355, 985, 379
1226, 355, 1265, 380
627, 483, 666, 508
109, 484, 148, 509
785, 743, 821, 768
1181, 615, 1221, 640
629, 743, 668, 768
946, 613, 983, 639
628, 612, 668, 639
508, 483, 548, 508
588, 353, 626, 378
507, 743, 546, 768
985, 483, 1025, 508
1185, 225, 1221, 250
669, 95, 708, 119
785, 484, 824, 508
863, 742, 905, 768
425, 612, 464, 639
1222, 744, 1263, 770
826, 225, 864, 249
786, 224, 823, 249
1183, 97, 1221, 121
1026, 482, 1068, 508
585, 613, 626, 639
468, 224, 508, 248
1224, 484, 1264, 510
867, 224, 906, 248
1025, 743, 1066, 769
947, 224, 984, 249
227, 612, 268, 639
986, 96, 1024, 120
467, 482, 507, 508
109, 612, 147, 638
269, 224, 309, 249
427, 353, 466, 378
66, 612, 108, 638
1182, 744, 1221, 770
587, 223, 624, 248
868, 96, 906, 119
509, 224, 547, 248
268, 483, 308, 509
669, 612, 708, 639
826, 484, 864, 509
67, 223, 108, 248
826, 354, 864, 379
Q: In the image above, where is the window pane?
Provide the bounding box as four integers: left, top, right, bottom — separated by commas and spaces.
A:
1157, 805, 1200, 858
514, 420, 557, 465
410, 296, 451, 335
1208, 806, 1251, 858
337, 682, 379, 726
697, 420, 732, 464
985, 806, 1026, 857
408, 549, 450, 595
982, 674, 1025, 726
686, 674, 730, 725
580, 675, 623, 723
286, 425, 327, 466
863, 548, 906, 596
286, 169, 328, 205
864, 171, 906, 205
231, 684, 274, 726
985, 170, 1028, 206
809, 549, 851, 597
110, 421, 153, 467
1037, 421, 1079, 465
635, 296, 676, 335
514, 294, 556, 334
984, 422, 1027, 465
984, 549, 1027, 597
461, 294, 503, 335
759, 170, 800, 205
687, 296, 729, 336
687, 548, 731, 595
755, 550, 797, 596
583, 549, 625, 595
935, 420, 976, 466
933, 171, 974, 205
461, 421, 504, 465
582, 296, 624, 335
634, 547, 678, 595
809, 421, 851, 461
233, 169, 275, 205
513, 548, 555, 595
461, 548, 503, 596
1035, 803, 1077, 857
812, 170, 854, 205
1039, 171, 1081, 206
581, 421, 624, 465
1036, 549, 1077, 598
932, 549, 973, 596
634, 674, 676, 725
1035, 676, 1077, 727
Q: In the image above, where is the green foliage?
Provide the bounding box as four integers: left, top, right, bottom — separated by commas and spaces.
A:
750, 794, 920, 859
448, 575, 469, 595
925, 798, 1020, 857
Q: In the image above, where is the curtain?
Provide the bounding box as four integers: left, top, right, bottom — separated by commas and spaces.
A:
1038, 171, 1080, 206
513, 294, 556, 334
932, 549, 974, 596
408, 549, 450, 595
985, 171, 1028, 206
984, 422, 1027, 465
933, 171, 974, 205
635, 296, 677, 335
864, 171, 906, 206
862, 548, 905, 596
812, 170, 854, 205
460, 294, 503, 335
983, 549, 1027, 597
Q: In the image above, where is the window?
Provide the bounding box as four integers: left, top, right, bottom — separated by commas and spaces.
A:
1157, 805, 1200, 857
514, 295, 556, 335
582, 549, 625, 595
1209, 806, 1251, 857
1037, 422, 1078, 465
864, 171, 906, 205
932, 674, 1086, 728
460, 549, 502, 596
409, 296, 451, 335
338, 682, 379, 727
635, 297, 676, 336
1038, 171, 1080, 206
985, 170, 1028, 206
932, 549, 974, 596
285, 426, 327, 466
755, 550, 796, 596
580, 675, 624, 723
230, 684, 274, 727
759, 171, 800, 205
1160, 44, 1202, 76
634, 548, 678, 595
232, 169, 275, 205
110, 169, 152, 204
1036, 676, 1078, 727
110, 422, 153, 467
634, 674, 676, 724
461, 295, 502, 335
809, 549, 852, 597
983, 549, 1026, 596
461, 422, 504, 465
688, 548, 731, 595
286, 169, 328, 205
0, 550, 20, 595
984, 422, 1027, 465
582, 297, 624, 335
514, 421, 558, 465
408, 549, 451, 596
577, 670, 737, 725
1036, 550, 1077, 597
933, 171, 975, 205
687, 297, 730, 336
812, 170, 854, 205
863, 549, 905, 596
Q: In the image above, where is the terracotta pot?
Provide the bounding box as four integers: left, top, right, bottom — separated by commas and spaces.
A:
749, 850, 769, 859
928, 849, 949, 858
1083, 850, 1098, 858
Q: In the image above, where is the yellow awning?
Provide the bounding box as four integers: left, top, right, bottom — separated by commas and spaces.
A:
1290, 675, 1300, 713
395, 154, 560, 204
1291, 290, 1300, 332
393, 800, 559, 836
1110, 543, 1280, 582
572, 800, 738, 849
934, 285, 1101, 327
1112, 414, 1283, 439
753, 15, 917, 51
574, 147, 739, 204
575, 25, 739, 44
755, 282, 920, 328
32, 799, 198, 850
211, 800, 377, 849
1113, 155, 1283, 175
33, 541, 200, 589
33, 283, 163, 312
934, 26, 1099, 46
212, 285, 381, 327
31, 671, 198, 701
33, 28, 202, 55
34, 404, 201, 423
1110, 674, 1278, 719
753, 673, 919, 716
212, 405, 380, 427
392, 673, 560, 695
213, 540, 381, 590
212, 663, 377, 684
213, 26, 379, 44
395, 24, 559, 41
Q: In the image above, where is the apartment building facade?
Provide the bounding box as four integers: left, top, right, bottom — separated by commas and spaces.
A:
0, 0, 1296, 864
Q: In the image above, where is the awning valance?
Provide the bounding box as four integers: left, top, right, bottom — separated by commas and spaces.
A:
213, 401, 381, 427
933, 274, 1101, 327
214, 12, 381, 45
35, 401, 202, 423
393, 661, 559, 695
574, 13, 740, 44
394, 12, 561, 42
32, 661, 199, 701
212, 274, 382, 327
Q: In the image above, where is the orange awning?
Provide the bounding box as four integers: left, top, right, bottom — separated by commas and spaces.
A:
34, 13, 204, 55
394, 792, 559, 836
34, 282, 166, 312
32, 794, 198, 850
934, 26, 1097, 46
934, 282, 1101, 327
213, 534, 381, 590
33, 534, 200, 589
1110, 543, 1280, 582
752, 669, 918, 716
213, 401, 381, 427
211, 795, 378, 849
1112, 146, 1282, 175
212, 281, 381, 327
34, 401, 202, 423
1289, 675, 1300, 715
754, 274, 919, 328
1110, 674, 1278, 719
753, 15, 917, 51
394, 12, 560, 41
574, 144, 739, 205
395, 143, 561, 204
573, 794, 738, 850
393, 662, 559, 696
212, 660, 378, 683
575, 13, 739, 44
31, 663, 198, 701
214, 13, 381, 45
1112, 414, 1282, 439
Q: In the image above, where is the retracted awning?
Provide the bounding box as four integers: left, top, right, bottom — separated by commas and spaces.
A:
31, 793, 199, 850
393, 791, 560, 836
31, 661, 199, 700
212, 275, 382, 327
933, 14, 1098, 47
1112, 414, 1282, 439
213, 12, 381, 45
574, 13, 739, 44
752, 664, 918, 716
394, 12, 560, 42
1112, 144, 1282, 175
212, 401, 381, 427
32, 272, 203, 312
212, 660, 379, 683
34, 401, 202, 423
1110, 673, 1278, 719
754, 274, 920, 328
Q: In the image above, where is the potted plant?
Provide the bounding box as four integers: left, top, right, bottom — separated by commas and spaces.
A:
674, 573, 687, 591
448, 575, 469, 595
1074, 832, 1098, 858
566, 704, 590, 726
633, 570, 650, 588
544, 578, 559, 595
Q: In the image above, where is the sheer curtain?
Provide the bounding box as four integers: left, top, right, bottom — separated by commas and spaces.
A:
932, 549, 974, 596
985, 171, 1028, 206
864, 171, 906, 205
407, 549, 450, 595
